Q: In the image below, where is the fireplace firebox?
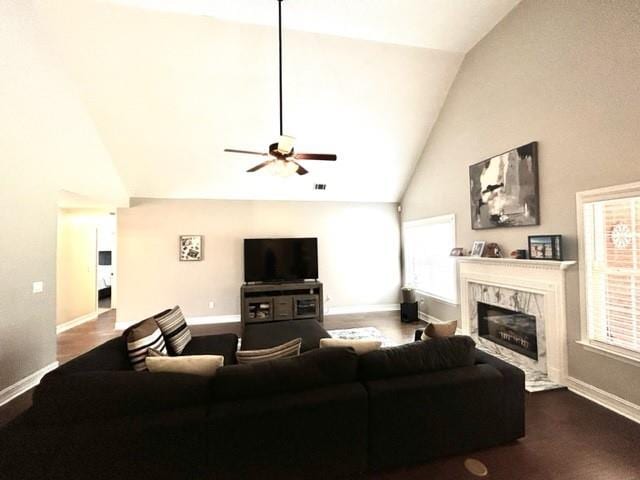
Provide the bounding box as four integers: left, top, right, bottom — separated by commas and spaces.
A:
477, 302, 538, 360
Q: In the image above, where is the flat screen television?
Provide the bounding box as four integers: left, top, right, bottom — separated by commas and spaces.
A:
244, 238, 318, 283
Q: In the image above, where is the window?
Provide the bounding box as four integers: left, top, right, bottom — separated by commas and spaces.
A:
579, 182, 640, 357
402, 214, 457, 304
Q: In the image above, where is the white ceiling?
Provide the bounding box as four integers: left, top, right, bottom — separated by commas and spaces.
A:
107, 0, 520, 52
36, 0, 519, 203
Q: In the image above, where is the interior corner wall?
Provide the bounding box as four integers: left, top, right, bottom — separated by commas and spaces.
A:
0, 1, 128, 393
117, 198, 401, 325
401, 0, 640, 405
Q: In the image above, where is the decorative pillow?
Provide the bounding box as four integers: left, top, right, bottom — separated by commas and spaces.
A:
319, 338, 382, 354
155, 306, 192, 355
126, 317, 167, 371
145, 354, 224, 377
421, 320, 458, 340
236, 337, 302, 364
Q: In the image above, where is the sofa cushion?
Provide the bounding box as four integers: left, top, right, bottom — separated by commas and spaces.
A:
236, 338, 301, 364
358, 336, 476, 381
126, 317, 167, 371
319, 337, 381, 354
211, 347, 359, 401
53, 337, 132, 375
241, 319, 331, 352
155, 306, 192, 355
30, 371, 211, 424
182, 333, 239, 365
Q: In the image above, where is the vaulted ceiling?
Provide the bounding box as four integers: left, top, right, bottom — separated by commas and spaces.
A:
36, 0, 519, 202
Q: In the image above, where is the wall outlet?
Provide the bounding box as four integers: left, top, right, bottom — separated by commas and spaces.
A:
208, 301, 215, 309
32, 281, 44, 294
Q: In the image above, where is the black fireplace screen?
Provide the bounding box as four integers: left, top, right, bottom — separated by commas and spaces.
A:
477, 302, 538, 360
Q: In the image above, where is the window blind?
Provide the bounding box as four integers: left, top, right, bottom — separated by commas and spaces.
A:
583, 196, 640, 355
402, 215, 457, 304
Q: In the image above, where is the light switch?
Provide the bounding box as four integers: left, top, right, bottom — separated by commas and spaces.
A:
32, 281, 44, 294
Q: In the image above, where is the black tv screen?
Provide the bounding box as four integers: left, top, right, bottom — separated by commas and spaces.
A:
244, 238, 318, 283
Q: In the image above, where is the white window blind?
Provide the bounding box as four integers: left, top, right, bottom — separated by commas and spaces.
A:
402, 214, 457, 304
583, 195, 640, 355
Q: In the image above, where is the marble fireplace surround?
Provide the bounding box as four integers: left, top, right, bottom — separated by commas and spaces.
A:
458, 257, 576, 385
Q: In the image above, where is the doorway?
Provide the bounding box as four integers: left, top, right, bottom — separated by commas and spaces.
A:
97, 214, 116, 311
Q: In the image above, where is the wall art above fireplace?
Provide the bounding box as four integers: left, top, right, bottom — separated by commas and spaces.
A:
469, 142, 539, 230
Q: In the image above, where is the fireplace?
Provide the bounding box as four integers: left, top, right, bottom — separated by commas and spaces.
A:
477, 302, 538, 360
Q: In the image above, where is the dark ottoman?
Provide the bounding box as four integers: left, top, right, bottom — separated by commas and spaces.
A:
241, 319, 331, 352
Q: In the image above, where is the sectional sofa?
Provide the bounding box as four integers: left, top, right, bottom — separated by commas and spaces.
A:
0, 326, 524, 480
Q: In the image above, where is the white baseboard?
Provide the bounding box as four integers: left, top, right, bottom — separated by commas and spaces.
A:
56, 311, 99, 334
115, 314, 241, 330
418, 311, 443, 323
116, 304, 402, 329
0, 361, 59, 408
325, 304, 400, 316
566, 376, 640, 424
186, 314, 241, 325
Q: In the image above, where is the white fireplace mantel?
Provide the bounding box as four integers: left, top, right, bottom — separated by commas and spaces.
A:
457, 257, 577, 271
458, 257, 577, 384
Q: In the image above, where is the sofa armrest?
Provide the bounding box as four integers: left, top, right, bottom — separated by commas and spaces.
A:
474, 349, 526, 440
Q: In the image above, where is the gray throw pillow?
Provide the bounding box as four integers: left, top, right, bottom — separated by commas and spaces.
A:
236, 337, 302, 364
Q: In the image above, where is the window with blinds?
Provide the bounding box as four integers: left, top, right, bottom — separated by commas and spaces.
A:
402, 214, 458, 304
582, 193, 640, 356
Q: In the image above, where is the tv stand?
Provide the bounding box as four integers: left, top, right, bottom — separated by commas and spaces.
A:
240, 281, 323, 327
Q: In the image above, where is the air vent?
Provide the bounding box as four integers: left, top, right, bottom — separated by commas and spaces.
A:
314, 184, 327, 190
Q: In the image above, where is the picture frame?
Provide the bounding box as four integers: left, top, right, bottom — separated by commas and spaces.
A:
449, 247, 465, 257
179, 235, 203, 261
471, 241, 486, 257
528, 235, 562, 261
469, 142, 539, 230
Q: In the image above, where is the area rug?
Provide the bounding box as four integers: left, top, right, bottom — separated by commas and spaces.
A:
327, 327, 396, 348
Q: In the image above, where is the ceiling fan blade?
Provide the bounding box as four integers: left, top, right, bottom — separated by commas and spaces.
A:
294, 153, 337, 161
246, 160, 273, 173
293, 161, 308, 176
224, 149, 268, 156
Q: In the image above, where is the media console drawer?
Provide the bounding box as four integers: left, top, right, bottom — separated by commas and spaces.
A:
274, 296, 294, 319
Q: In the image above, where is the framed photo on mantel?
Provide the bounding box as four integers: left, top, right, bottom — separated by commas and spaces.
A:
528, 235, 563, 261
469, 142, 539, 230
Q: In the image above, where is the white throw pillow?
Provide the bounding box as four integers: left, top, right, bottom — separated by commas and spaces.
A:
319, 338, 382, 355
145, 354, 224, 377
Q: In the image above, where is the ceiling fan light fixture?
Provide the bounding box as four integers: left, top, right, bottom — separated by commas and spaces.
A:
277, 135, 295, 155
272, 159, 298, 177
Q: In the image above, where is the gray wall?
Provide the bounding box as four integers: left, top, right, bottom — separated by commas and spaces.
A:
402, 0, 640, 404
117, 198, 402, 326
0, 1, 128, 393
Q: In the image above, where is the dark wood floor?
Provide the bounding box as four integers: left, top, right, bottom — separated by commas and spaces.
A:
2, 310, 640, 479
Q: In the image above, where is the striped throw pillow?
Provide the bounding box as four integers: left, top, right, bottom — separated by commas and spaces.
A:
155, 306, 192, 355
126, 318, 168, 371
236, 338, 302, 364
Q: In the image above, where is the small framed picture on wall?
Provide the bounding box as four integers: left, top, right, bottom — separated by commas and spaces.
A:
180, 235, 203, 261
528, 235, 562, 261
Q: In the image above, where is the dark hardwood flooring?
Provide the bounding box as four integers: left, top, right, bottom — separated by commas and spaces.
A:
1, 310, 640, 479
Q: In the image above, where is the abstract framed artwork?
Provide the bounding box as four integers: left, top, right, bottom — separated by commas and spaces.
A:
469, 142, 539, 230
179, 235, 203, 261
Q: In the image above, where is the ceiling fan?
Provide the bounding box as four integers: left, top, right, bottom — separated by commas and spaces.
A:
224, 0, 337, 176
